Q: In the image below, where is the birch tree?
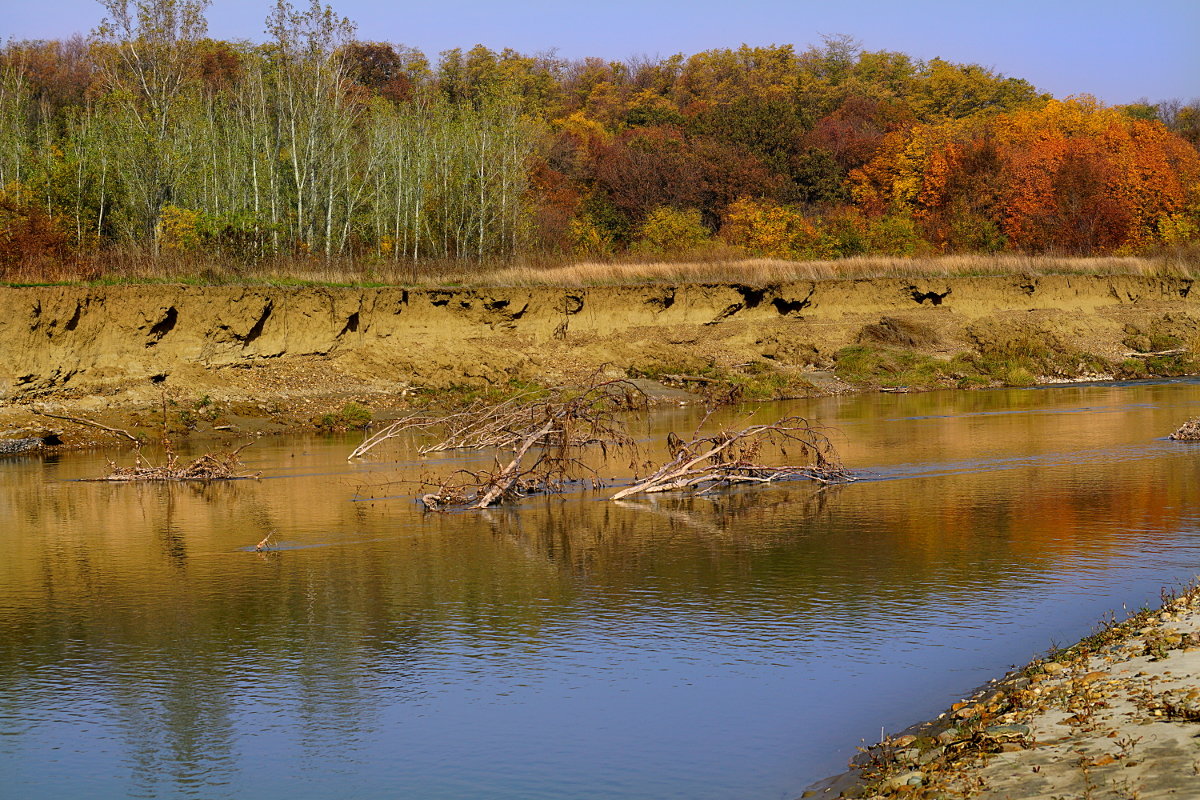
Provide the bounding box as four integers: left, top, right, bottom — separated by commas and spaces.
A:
92, 0, 211, 245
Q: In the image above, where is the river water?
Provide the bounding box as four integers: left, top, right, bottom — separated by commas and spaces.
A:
4, 379, 1200, 799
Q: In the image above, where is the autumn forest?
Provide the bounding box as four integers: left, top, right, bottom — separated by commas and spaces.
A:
2, 0, 1199, 281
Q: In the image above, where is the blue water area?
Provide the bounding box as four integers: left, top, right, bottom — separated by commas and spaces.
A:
3, 379, 1200, 798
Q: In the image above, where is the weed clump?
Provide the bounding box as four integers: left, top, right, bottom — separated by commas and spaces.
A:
316, 402, 374, 431
857, 316, 939, 348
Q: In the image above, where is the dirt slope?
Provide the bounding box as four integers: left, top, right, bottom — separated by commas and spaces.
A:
0, 275, 1196, 442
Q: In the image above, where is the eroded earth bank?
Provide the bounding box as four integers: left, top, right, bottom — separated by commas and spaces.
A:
2, 274, 1199, 447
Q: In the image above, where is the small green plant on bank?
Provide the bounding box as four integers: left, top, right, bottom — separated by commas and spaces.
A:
834, 345, 953, 388
834, 338, 1122, 390
414, 378, 552, 411
316, 402, 374, 432
627, 358, 816, 402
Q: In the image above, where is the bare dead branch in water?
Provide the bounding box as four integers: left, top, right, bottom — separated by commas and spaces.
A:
609, 416, 853, 500
85, 441, 260, 482
1170, 419, 1200, 441
348, 391, 549, 461
355, 375, 854, 510
426, 379, 646, 509
31, 408, 140, 443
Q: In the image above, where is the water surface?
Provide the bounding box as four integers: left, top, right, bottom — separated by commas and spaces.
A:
4, 379, 1200, 799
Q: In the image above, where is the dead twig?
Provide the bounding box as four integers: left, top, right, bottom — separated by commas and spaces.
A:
31, 408, 139, 443
1125, 348, 1187, 358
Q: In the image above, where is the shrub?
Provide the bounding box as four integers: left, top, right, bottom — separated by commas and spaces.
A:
634, 207, 711, 254
721, 197, 813, 258
0, 183, 73, 277
157, 205, 203, 253
866, 214, 928, 256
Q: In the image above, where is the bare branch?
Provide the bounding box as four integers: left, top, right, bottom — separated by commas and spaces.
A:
32, 408, 140, 443
609, 417, 853, 500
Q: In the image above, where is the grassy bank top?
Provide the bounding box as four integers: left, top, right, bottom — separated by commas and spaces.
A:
3, 253, 1198, 290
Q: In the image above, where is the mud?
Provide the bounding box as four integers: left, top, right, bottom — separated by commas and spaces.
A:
1, 275, 1197, 447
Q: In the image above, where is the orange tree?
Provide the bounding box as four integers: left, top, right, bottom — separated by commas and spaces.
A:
851, 98, 1200, 253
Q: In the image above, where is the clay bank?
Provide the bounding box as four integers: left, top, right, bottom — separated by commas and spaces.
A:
1, 274, 1199, 443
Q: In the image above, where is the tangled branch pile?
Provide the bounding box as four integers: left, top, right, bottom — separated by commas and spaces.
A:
610, 417, 852, 500
355, 380, 646, 509
1169, 419, 1200, 441
349, 391, 579, 460
90, 442, 258, 482
352, 379, 854, 510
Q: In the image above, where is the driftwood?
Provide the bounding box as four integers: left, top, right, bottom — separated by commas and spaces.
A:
431, 380, 644, 509
356, 375, 854, 509
610, 416, 852, 500
349, 391, 558, 461
32, 408, 139, 443
354, 378, 646, 509
86, 441, 258, 482
1170, 419, 1200, 441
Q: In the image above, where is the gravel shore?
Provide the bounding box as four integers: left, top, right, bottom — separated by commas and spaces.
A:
806, 584, 1200, 799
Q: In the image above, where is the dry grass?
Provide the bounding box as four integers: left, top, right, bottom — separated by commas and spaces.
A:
3, 242, 1199, 288
486, 252, 1200, 287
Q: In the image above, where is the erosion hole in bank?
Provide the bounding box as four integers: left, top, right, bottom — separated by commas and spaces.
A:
338, 311, 360, 337
907, 287, 951, 306
64, 304, 82, 332
147, 306, 178, 345
564, 294, 585, 315
239, 303, 273, 345
647, 290, 676, 311
772, 296, 811, 316
734, 285, 766, 309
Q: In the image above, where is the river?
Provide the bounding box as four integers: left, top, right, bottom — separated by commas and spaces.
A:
3, 379, 1200, 799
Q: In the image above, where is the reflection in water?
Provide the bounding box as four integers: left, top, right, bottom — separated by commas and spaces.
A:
4, 380, 1200, 798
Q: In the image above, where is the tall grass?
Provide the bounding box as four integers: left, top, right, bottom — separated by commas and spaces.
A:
3, 242, 1198, 288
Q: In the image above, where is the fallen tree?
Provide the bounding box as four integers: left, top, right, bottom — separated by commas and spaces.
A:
414, 380, 644, 509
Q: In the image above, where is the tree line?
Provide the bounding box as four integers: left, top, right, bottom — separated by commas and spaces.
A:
1, 0, 1198, 277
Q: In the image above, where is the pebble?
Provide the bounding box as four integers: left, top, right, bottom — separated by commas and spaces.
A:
882, 771, 924, 791
936, 728, 960, 745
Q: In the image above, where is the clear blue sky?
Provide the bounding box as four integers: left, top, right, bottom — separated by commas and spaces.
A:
3, 0, 1197, 104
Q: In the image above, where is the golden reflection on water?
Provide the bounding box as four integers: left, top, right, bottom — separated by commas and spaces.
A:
3, 381, 1200, 799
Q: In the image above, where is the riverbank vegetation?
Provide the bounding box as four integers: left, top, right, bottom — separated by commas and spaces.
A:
1, 0, 1198, 286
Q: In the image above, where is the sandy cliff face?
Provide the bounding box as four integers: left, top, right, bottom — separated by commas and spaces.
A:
0, 275, 1195, 406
